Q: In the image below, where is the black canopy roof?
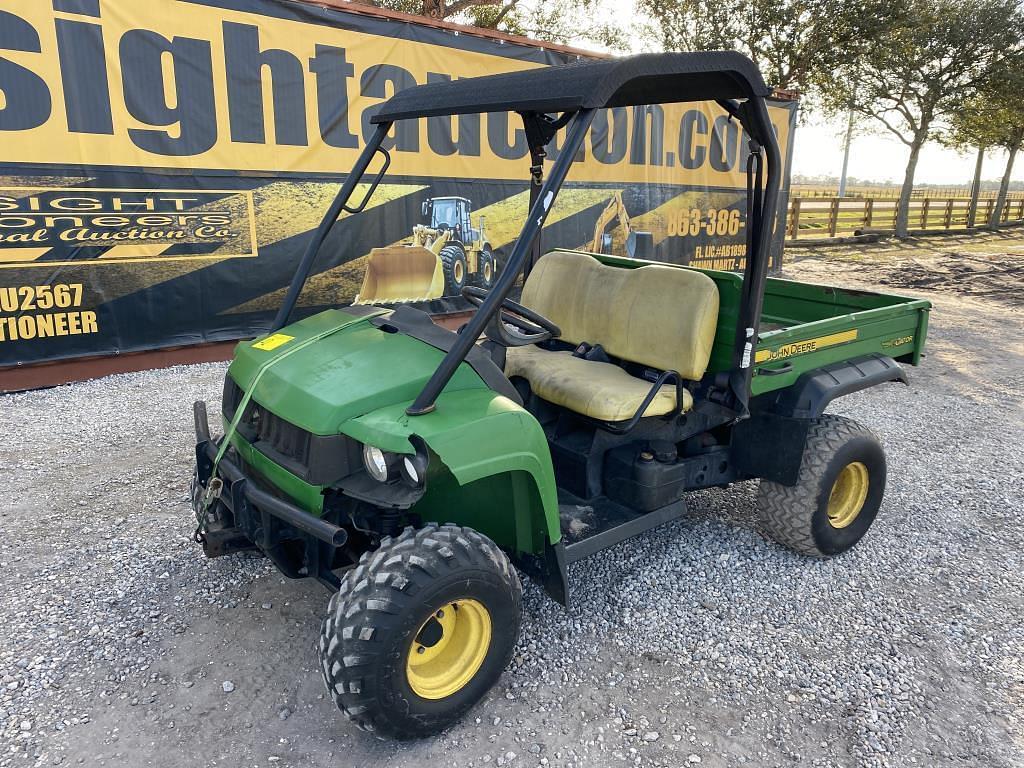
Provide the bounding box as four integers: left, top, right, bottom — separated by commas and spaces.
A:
371, 52, 770, 123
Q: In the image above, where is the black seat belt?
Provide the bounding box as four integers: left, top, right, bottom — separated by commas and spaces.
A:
518, 111, 574, 281
525, 143, 545, 280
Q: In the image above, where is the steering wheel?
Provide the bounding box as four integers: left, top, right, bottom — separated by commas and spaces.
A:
461, 286, 560, 347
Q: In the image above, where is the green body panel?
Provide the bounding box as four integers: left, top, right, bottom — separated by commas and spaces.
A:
341, 388, 561, 551
575, 250, 931, 393
410, 470, 546, 556
228, 309, 484, 436
223, 309, 561, 552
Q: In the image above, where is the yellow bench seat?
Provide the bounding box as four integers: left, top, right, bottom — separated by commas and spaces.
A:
505, 345, 692, 422
503, 250, 719, 423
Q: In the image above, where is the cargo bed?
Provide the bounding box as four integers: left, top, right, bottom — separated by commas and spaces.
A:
749, 276, 931, 394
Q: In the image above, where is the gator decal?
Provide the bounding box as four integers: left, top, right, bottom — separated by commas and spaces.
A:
882, 335, 914, 349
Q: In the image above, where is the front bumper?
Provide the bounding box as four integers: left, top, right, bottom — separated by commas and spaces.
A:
192, 401, 349, 553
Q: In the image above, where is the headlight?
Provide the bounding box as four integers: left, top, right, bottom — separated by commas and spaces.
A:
362, 444, 390, 482
400, 453, 428, 487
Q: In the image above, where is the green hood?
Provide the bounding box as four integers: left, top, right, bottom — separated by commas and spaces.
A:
228, 309, 486, 436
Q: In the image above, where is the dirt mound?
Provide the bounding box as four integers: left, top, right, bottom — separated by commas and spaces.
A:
873, 252, 1023, 306
785, 232, 1024, 309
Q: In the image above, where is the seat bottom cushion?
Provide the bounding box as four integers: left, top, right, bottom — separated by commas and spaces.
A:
505, 345, 692, 422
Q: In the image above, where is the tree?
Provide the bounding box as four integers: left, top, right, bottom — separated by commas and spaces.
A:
824, 0, 1023, 237
943, 92, 997, 227
944, 94, 1010, 226
466, 0, 629, 49
636, 0, 905, 94
347, 0, 500, 20
350, 0, 629, 49
945, 58, 1024, 227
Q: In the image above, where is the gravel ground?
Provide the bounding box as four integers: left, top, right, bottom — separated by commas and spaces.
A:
2, 241, 1022, 768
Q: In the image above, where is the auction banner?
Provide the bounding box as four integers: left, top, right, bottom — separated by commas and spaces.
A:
0, 0, 797, 368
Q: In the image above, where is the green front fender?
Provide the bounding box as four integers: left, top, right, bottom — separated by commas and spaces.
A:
339, 389, 560, 554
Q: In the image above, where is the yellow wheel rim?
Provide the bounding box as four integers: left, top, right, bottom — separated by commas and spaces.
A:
483, 260, 493, 283
827, 461, 870, 529
453, 260, 465, 284
406, 599, 491, 700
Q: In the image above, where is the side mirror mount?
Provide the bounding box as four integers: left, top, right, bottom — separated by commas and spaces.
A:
421, 200, 431, 219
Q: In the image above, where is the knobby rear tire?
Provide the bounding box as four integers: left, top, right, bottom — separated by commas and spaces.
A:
758, 414, 886, 557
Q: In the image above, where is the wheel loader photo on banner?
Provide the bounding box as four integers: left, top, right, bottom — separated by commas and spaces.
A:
355, 196, 495, 304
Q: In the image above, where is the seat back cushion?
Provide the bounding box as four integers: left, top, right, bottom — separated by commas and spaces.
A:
521, 250, 720, 381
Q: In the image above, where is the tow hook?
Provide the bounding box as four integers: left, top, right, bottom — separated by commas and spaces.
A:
193, 477, 223, 543
203, 477, 224, 506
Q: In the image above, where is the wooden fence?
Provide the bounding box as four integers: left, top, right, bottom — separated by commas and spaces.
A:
790, 185, 1024, 200
786, 196, 1024, 240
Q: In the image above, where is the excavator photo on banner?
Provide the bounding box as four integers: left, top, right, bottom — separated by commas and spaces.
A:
589, 191, 653, 259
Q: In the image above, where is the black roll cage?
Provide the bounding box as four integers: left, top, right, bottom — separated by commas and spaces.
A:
271, 54, 782, 420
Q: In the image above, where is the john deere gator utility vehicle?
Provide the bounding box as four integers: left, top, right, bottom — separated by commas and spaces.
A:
354, 196, 494, 304
191, 53, 931, 739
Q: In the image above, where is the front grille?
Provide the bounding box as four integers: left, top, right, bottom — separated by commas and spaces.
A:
220, 375, 359, 486
252, 405, 311, 466
222, 375, 244, 420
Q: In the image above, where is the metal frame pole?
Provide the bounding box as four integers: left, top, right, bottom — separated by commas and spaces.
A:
271, 122, 393, 332
730, 96, 782, 412
407, 109, 597, 416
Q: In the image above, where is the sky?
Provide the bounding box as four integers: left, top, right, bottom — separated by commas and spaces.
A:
569, 1, 1022, 188
792, 114, 1015, 187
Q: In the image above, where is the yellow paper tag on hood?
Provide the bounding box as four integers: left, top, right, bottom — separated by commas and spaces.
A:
252, 333, 294, 351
